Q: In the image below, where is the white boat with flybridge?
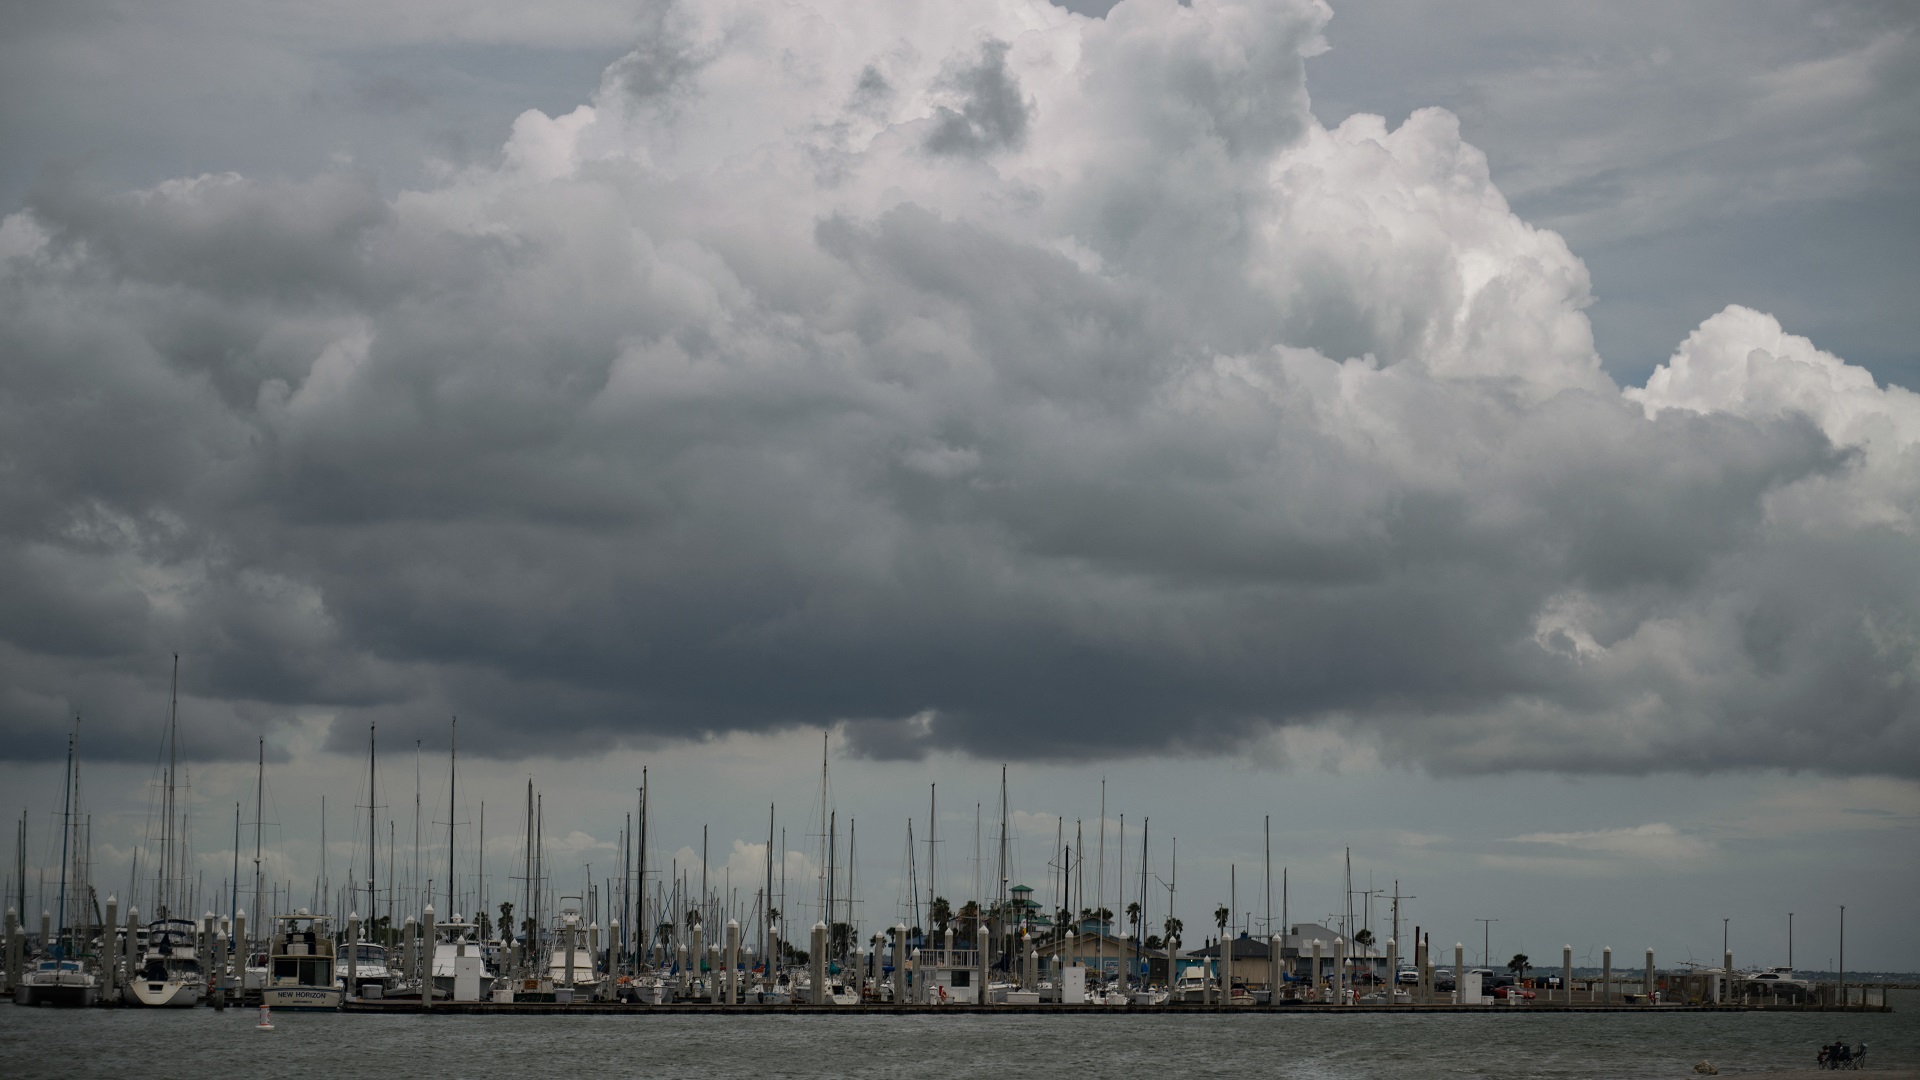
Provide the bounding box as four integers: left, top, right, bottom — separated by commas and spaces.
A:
260, 911, 344, 1011
124, 918, 206, 1007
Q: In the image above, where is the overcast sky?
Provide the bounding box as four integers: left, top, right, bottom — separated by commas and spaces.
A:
1, 0, 1915, 969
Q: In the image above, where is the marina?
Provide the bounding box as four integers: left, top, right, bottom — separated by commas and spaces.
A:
1, 717, 1900, 1032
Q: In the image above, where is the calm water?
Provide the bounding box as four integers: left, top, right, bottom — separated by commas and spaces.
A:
4, 993, 1913, 1079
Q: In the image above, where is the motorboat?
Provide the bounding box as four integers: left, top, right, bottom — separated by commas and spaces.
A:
1171, 965, 1216, 1003
336, 939, 398, 999
123, 918, 205, 1007
1745, 966, 1809, 993
431, 917, 498, 1002
260, 912, 343, 1011
1132, 986, 1170, 1005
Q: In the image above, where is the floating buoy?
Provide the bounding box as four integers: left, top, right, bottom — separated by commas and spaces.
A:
256, 1005, 274, 1030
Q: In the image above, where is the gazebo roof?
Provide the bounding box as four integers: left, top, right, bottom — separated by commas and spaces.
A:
1010, 884, 1034, 893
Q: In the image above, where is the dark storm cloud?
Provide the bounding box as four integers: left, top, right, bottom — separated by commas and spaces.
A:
0, 0, 1913, 776
923, 41, 1030, 157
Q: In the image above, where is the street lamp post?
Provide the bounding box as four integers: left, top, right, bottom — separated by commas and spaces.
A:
1475, 918, 1498, 970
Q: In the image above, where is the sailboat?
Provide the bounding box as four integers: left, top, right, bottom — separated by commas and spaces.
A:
14, 725, 98, 1007
124, 658, 206, 1008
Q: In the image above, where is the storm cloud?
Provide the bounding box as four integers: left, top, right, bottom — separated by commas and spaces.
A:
0, 0, 1914, 775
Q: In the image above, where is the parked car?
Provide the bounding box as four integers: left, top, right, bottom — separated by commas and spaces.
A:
1434, 969, 1456, 991
1396, 969, 1420, 985
1493, 984, 1536, 1000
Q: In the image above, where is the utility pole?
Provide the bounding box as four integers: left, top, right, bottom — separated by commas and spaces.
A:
1475, 918, 1498, 968
1389, 881, 1415, 961
1722, 917, 1729, 958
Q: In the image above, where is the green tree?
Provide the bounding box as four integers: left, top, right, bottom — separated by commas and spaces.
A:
1163, 916, 1183, 942
1213, 905, 1230, 938
1354, 929, 1375, 950
1126, 902, 1141, 939
498, 901, 515, 942
929, 897, 952, 935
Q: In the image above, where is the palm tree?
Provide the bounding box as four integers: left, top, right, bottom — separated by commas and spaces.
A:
1126, 901, 1141, 940
929, 896, 952, 936
1509, 953, 1530, 981
1213, 905, 1230, 938
1163, 916, 1183, 943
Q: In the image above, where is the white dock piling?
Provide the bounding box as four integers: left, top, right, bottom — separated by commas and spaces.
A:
725, 919, 740, 1005
910, 947, 922, 1003
234, 910, 247, 999
346, 912, 361, 1001
563, 916, 577, 1001
103, 897, 119, 997
1386, 938, 1398, 1005
1454, 943, 1464, 1005
213, 916, 229, 1009
894, 924, 908, 1005
977, 924, 988, 1005
40, 909, 51, 951
421, 906, 436, 1010
1563, 944, 1572, 1005
125, 906, 140, 993
1333, 937, 1346, 1005
1645, 947, 1655, 1002
2, 907, 17, 993
1311, 939, 1323, 1001
1602, 946, 1613, 1005
810, 922, 827, 1004
1270, 935, 1283, 1005
1222, 933, 1233, 1005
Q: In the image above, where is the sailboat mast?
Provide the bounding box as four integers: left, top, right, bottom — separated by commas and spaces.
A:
1095, 776, 1104, 980
1137, 818, 1148, 956
230, 800, 239, 930
1264, 815, 1271, 939
926, 783, 936, 930
367, 723, 377, 922
447, 717, 456, 917
764, 803, 774, 978
55, 729, 74, 958
637, 769, 647, 962
817, 732, 828, 923
252, 737, 263, 936
996, 767, 1007, 911
163, 654, 178, 919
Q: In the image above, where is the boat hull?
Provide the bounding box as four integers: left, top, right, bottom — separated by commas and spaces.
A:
261, 985, 344, 1011
15, 981, 99, 1007
123, 980, 204, 1008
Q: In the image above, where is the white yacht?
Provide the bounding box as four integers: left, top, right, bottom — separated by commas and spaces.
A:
431, 917, 497, 1002
1172, 965, 1216, 1003
260, 912, 343, 1011
336, 939, 398, 999
124, 918, 205, 1007
1746, 966, 1809, 992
